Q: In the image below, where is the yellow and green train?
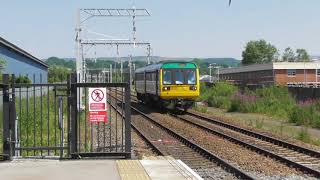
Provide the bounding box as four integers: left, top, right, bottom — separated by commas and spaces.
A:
134, 62, 200, 110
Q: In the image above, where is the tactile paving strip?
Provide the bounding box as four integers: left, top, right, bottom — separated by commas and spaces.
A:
116, 160, 151, 180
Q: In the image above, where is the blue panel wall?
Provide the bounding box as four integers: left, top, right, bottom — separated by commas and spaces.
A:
0, 44, 48, 83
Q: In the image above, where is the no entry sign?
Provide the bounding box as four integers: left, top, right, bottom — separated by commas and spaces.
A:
88, 88, 107, 123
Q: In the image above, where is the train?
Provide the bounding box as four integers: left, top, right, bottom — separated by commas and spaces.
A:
134, 61, 200, 110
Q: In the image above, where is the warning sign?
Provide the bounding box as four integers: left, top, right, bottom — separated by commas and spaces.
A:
88, 88, 107, 123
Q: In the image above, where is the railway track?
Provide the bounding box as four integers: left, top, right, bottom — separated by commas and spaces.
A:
115, 89, 320, 178
175, 112, 320, 178
129, 91, 320, 178
109, 89, 254, 179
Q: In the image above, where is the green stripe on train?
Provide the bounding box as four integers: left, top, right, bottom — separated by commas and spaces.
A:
162, 62, 197, 69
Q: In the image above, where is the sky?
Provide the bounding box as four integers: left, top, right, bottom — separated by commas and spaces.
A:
0, 0, 320, 60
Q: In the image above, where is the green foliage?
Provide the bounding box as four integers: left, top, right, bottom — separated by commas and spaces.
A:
289, 105, 320, 128
15, 91, 69, 156
282, 47, 296, 62
48, 66, 71, 83
242, 39, 278, 65
193, 104, 208, 113
296, 49, 311, 62
281, 47, 311, 62
200, 83, 320, 129
46, 57, 75, 70
15, 76, 31, 84
201, 82, 237, 109
296, 127, 311, 143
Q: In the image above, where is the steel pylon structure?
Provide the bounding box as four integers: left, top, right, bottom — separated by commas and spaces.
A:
75, 8, 151, 109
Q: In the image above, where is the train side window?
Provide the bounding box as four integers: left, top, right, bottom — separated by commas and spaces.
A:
163, 70, 172, 85
135, 73, 144, 81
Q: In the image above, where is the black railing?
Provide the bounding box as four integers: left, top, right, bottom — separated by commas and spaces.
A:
1, 73, 131, 160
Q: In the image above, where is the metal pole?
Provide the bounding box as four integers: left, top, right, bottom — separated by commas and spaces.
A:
209, 65, 212, 82
129, 55, 132, 86
218, 67, 220, 82
147, 45, 151, 65
110, 64, 112, 83
3, 74, 10, 160
58, 97, 64, 159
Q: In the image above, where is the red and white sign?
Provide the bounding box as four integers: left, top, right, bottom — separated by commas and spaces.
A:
88, 88, 107, 123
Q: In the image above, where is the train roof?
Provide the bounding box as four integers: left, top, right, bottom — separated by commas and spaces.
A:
135, 61, 197, 73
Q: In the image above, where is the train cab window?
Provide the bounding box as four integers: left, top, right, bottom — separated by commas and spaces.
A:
175, 70, 184, 84
163, 70, 172, 85
186, 70, 196, 84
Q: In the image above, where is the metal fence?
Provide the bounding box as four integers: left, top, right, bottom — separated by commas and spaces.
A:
70, 73, 131, 158
1, 73, 131, 160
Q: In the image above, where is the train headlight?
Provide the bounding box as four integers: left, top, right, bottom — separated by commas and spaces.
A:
190, 86, 197, 91
163, 86, 170, 91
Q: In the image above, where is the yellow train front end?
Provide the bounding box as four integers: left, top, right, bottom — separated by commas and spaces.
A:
159, 62, 200, 110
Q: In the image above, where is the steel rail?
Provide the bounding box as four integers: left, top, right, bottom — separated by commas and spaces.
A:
172, 114, 320, 178
186, 111, 320, 158
110, 91, 254, 179
107, 97, 164, 156
131, 106, 254, 180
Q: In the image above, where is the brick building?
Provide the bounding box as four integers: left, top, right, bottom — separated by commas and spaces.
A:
218, 62, 320, 88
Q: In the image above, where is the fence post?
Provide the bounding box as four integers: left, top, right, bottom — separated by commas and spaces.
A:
70, 73, 78, 157
67, 74, 71, 157
124, 81, 131, 158
9, 74, 16, 157
2, 74, 10, 160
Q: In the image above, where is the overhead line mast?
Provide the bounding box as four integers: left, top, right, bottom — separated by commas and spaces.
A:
75, 8, 151, 109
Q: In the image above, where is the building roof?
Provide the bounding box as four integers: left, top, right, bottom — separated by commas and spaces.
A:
0, 36, 48, 68
219, 62, 320, 74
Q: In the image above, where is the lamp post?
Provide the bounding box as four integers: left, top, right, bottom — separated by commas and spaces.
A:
209, 63, 215, 83
215, 66, 220, 82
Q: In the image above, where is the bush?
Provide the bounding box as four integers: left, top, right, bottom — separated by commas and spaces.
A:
289, 107, 307, 125
15, 76, 32, 84
200, 83, 320, 129
203, 82, 237, 109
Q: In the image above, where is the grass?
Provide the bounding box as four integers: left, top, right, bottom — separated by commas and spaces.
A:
196, 106, 320, 147
200, 82, 320, 129
193, 103, 208, 113
296, 127, 311, 143
14, 89, 69, 157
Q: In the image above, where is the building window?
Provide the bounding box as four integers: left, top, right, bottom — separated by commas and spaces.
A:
287, 69, 296, 77
317, 69, 320, 76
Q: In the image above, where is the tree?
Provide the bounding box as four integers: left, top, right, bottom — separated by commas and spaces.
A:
46, 57, 75, 70
282, 47, 296, 62
48, 66, 71, 83
15, 76, 31, 84
242, 40, 278, 65
296, 49, 311, 62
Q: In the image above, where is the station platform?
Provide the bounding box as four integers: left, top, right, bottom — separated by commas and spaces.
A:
0, 156, 202, 180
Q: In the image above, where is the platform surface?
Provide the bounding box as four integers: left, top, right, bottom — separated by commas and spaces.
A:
0, 157, 202, 180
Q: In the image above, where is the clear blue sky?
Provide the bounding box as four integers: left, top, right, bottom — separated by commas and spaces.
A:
1, 0, 320, 59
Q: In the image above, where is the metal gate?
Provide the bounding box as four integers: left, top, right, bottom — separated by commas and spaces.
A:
69, 74, 131, 158
1, 73, 131, 160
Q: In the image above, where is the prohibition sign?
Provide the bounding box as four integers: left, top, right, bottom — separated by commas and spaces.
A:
91, 89, 104, 102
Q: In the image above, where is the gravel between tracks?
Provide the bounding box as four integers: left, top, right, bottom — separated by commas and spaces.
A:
133, 103, 316, 179
131, 130, 157, 158
132, 113, 237, 180
190, 109, 320, 152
